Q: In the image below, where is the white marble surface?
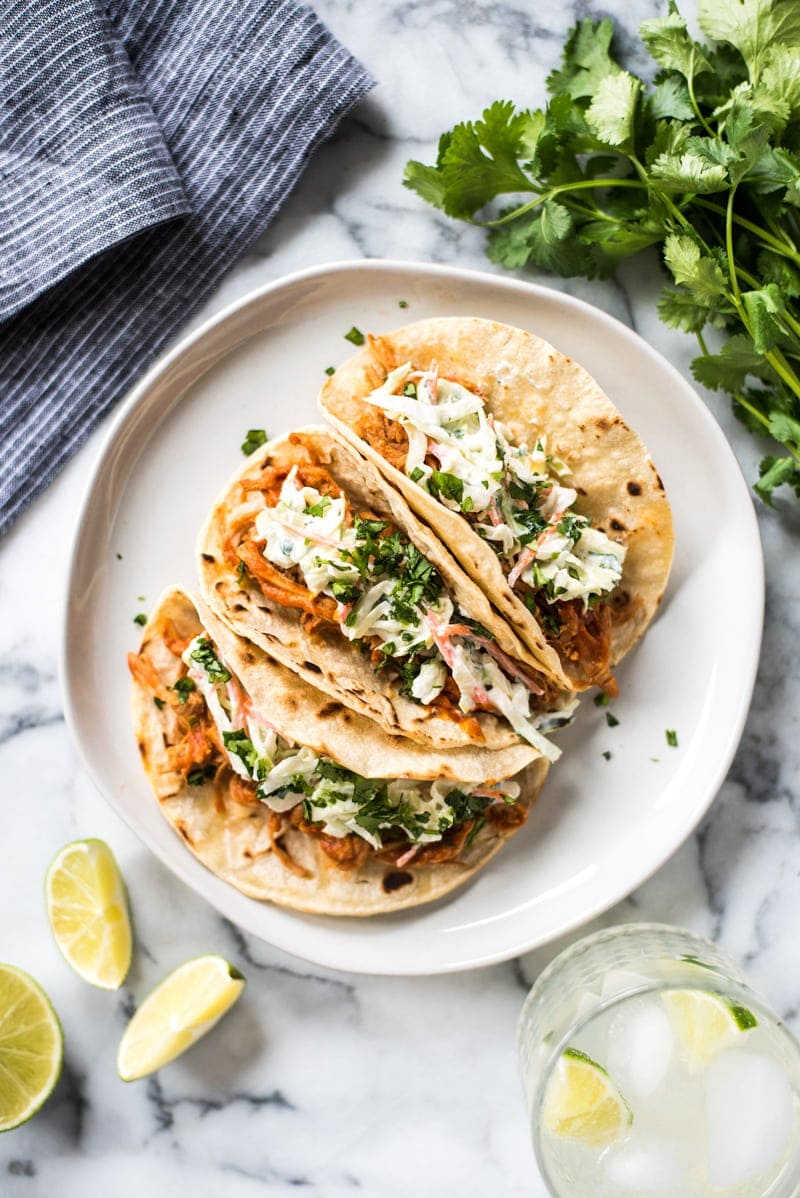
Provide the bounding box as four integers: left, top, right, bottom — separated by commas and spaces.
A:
2, 1, 800, 1193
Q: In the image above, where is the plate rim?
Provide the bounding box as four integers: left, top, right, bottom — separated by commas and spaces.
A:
60, 257, 764, 975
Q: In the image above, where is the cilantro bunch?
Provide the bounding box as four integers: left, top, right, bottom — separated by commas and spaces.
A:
404, 0, 800, 504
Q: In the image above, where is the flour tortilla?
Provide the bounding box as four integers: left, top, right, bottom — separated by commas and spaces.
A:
319, 316, 674, 689
131, 588, 548, 916
198, 426, 569, 751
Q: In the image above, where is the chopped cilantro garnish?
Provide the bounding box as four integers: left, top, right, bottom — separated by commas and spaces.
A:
324, 366, 335, 376
241, 428, 268, 456
403, 382, 418, 398
187, 765, 215, 786
398, 300, 409, 308
461, 495, 474, 514
602, 750, 612, 761
557, 512, 586, 541
189, 637, 231, 683
409, 466, 425, 483
223, 730, 263, 778
666, 729, 678, 748
171, 676, 196, 704
606, 712, 619, 728
236, 560, 247, 586
116, 552, 123, 560
344, 326, 365, 346
153, 697, 165, 711
429, 470, 464, 504
594, 693, 611, 707
305, 496, 332, 518
464, 815, 486, 848
133, 613, 147, 627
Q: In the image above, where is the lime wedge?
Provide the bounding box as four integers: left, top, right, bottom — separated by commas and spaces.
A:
664, 989, 757, 1067
117, 955, 245, 1081
45, 839, 132, 990
0, 965, 63, 1131
542, 1047, 631, 1147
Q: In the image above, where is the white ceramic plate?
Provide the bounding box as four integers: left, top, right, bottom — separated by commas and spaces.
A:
62, 259, 762, 976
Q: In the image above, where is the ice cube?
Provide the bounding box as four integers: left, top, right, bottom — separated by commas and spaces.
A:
706, 1048, 796, 1187
600, 969, 652, 1002
607, 998, 675, 1098
602, 1133, 686, 1193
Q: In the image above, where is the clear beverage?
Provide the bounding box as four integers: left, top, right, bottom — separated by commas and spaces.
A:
518, 924, 800, 1197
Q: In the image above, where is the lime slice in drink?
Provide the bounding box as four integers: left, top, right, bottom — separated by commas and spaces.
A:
0, 965, 63, 1131
117, 955, 245, 1081
45, 839, 132, 990
542, 1047, 632, 1147
664, 989, 757, 1067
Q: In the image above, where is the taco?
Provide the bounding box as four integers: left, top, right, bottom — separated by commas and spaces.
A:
129, 588, 548, 915
198, 427, 577, 762
319, 317, 674, 694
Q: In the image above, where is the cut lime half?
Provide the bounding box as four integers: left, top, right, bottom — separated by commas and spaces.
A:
46, 839, 132, 990
542, 1047, 631, 1148
664, 989, 757, 1067
117, 955, 245, 1082
0, 965, 63, 1132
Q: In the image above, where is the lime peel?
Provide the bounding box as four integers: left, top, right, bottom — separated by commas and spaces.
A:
45, 839, 132, 990
543, 1046, 631, 1148
117, 954, 245, 1082
664, 989, 758, 1067
0, 964, 63, 1132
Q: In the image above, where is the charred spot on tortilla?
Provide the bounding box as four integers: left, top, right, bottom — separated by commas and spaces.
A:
303, 661, 323, 674
382, 870, 414, 893
318, 701, 343, 719
627, 481, 642, 496
175, 821, 193, 845
201, 553, 215, 563
595, 416, 611, 433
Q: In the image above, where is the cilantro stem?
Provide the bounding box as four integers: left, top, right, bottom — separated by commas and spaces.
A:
695, 200, 800, 266
725, 189, 741, 306
481, 178, 647, 228
686, 64, 714, 139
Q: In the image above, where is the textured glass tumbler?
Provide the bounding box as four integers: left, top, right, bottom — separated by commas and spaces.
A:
518, 923, 800, 1198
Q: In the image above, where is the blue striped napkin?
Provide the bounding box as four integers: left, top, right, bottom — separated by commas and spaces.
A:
0, 0, 373, 536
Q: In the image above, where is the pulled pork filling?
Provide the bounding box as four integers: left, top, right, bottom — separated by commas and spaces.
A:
228, 437, 576, 762
128, 630, 528, 872
356, 360, 629, 690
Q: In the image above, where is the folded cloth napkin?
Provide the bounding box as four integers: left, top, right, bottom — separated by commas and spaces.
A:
0, 0, 373, 536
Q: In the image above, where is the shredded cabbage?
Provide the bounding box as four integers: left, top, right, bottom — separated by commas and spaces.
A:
363, 363, 627, 605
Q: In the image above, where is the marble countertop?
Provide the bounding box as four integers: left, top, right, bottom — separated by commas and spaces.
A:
3, 1, 799, 1194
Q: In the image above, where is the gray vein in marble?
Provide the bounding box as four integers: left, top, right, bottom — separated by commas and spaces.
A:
146, 1076, 295, 1137
7, 1160, 36, 1178
220, 919, 358, 1006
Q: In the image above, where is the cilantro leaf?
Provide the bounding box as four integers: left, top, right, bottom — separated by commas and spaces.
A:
755, 454, 800, 504
663, 235, 729, 302
657, 287, 711, 333
650, 76, 697, 122
344, 326, 365, 346
640, 10, 712, 79
691, 334, 775, 391
741, 284, 788, 352
650, 152, 728, 193
241, 429, 268, 456
586, 72, 641, 148
697, 0, 800, 84
546, 19, 620, 100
